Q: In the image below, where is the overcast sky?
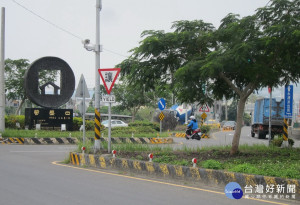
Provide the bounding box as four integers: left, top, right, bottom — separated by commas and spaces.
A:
1, 0, 299, 106
1, 0, 271, 85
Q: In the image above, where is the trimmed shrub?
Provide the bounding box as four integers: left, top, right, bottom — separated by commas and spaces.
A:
129, 121, 160, 131
200, 125, 211, 134
5, 115, 25, 129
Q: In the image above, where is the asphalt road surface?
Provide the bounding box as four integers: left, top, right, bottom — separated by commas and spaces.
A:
0, 144, 295, 205
172, 126, 300, 149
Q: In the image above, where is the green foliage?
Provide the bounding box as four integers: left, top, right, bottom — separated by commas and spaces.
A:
103, 127, 137, 136
73, 117, 83, 130
129, 120, 160, 131
199, 125, 211, 133
272, 137, 283, 147
153, 153, 189, 166
73, 117, 104, 131
288, 138, 295, 147
101, 122, 160, 137
271, 135, 295, 148
4, 59, 30, 102
4, 115, 25, 129
4, 59, 58, 114
202, 160, 223, 170
77, 138, 94, 153
135, 107, 155, 121
243, 113, 251, 126
228, 163, 259, 174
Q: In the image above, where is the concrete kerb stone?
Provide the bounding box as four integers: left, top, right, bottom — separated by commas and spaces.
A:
171, 132, 210, 139
70, 152, 300, 201
0, 137, 173, 145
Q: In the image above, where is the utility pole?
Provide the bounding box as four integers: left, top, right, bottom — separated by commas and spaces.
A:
94, 0, 102, 151
82, 1, 102, 152
268, 86, 272, 146
0, 8, 5, 132
225, 99, 228, 121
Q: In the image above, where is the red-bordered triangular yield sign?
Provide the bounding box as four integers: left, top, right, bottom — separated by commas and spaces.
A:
199, 103, 210, 112
98, 68, 121, 94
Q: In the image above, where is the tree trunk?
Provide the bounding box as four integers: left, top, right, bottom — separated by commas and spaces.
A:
131, 107, 139, 122
230, 96, 247, 155
15, 98, 25, 115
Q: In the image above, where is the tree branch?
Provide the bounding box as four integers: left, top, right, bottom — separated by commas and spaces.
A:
219, 72, 242, 96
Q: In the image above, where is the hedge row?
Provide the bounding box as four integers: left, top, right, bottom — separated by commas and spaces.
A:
4, 115, 100, 131
129, 121, 160, 131
4, 117, 158, 132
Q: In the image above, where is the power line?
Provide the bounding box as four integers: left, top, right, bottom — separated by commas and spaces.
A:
10, 0, 128, 58
11, 0, 82, 40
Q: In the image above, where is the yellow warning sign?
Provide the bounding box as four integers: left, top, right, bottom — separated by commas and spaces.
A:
159, 112, 165, 121
201, 112, 207, 119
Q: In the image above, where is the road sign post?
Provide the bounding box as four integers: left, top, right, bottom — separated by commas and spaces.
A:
283, 85, 293, 147
201, 112, 207, 126
75, 75, 90, 144
108, 99, 112, 153
158, 98, 166, 136
98, 68, 120, 153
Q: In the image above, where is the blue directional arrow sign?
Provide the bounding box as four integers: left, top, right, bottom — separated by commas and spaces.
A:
158, 98, 166, 111
284, 85, 293, 119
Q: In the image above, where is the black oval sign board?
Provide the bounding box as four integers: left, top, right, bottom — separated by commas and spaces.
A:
24, 57, 75, 108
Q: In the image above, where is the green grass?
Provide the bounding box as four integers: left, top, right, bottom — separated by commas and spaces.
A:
1, 129, 88, 138
112, 143, 173, 152
104, 143, 300, 179
1, 128, 170, 138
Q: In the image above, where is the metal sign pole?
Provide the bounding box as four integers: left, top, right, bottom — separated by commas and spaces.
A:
108, 100, 112, 153
268, 88, 272, 146
0, 8, 5, 132
160, 120, 162, 136
82, 78, 86, 144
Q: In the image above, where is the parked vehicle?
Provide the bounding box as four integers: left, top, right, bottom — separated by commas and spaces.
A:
220, 120, 227, 127
206, 119, 221, 129
223, 121, 236, 130
251, 98, 284, 139
102, 120, 128, 128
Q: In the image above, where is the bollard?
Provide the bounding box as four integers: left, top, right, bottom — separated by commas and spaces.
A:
148, 153, 153, 162
81, 146, 86, 154
69, 133, 72, 137
35, 133, 37, 138
192, 158, 197, 168
112, 150, 117, 158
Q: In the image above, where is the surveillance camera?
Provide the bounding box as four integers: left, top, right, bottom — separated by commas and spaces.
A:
82, 39, 90, 45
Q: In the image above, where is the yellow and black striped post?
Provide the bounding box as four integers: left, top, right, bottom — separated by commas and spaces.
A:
95, 109, 101, 141
283, 118, 288, 141
201, 118, 204, 126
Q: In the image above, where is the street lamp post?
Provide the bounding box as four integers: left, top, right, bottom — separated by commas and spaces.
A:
0, 8, 5, 132
82, 0, 102, 152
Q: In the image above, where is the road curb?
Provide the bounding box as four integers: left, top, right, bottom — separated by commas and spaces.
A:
0, 137, 173, 145
170, 133, 209, 139
70, 152, 300, 201
99, 137, 173, 144
0, 137, 78, 144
